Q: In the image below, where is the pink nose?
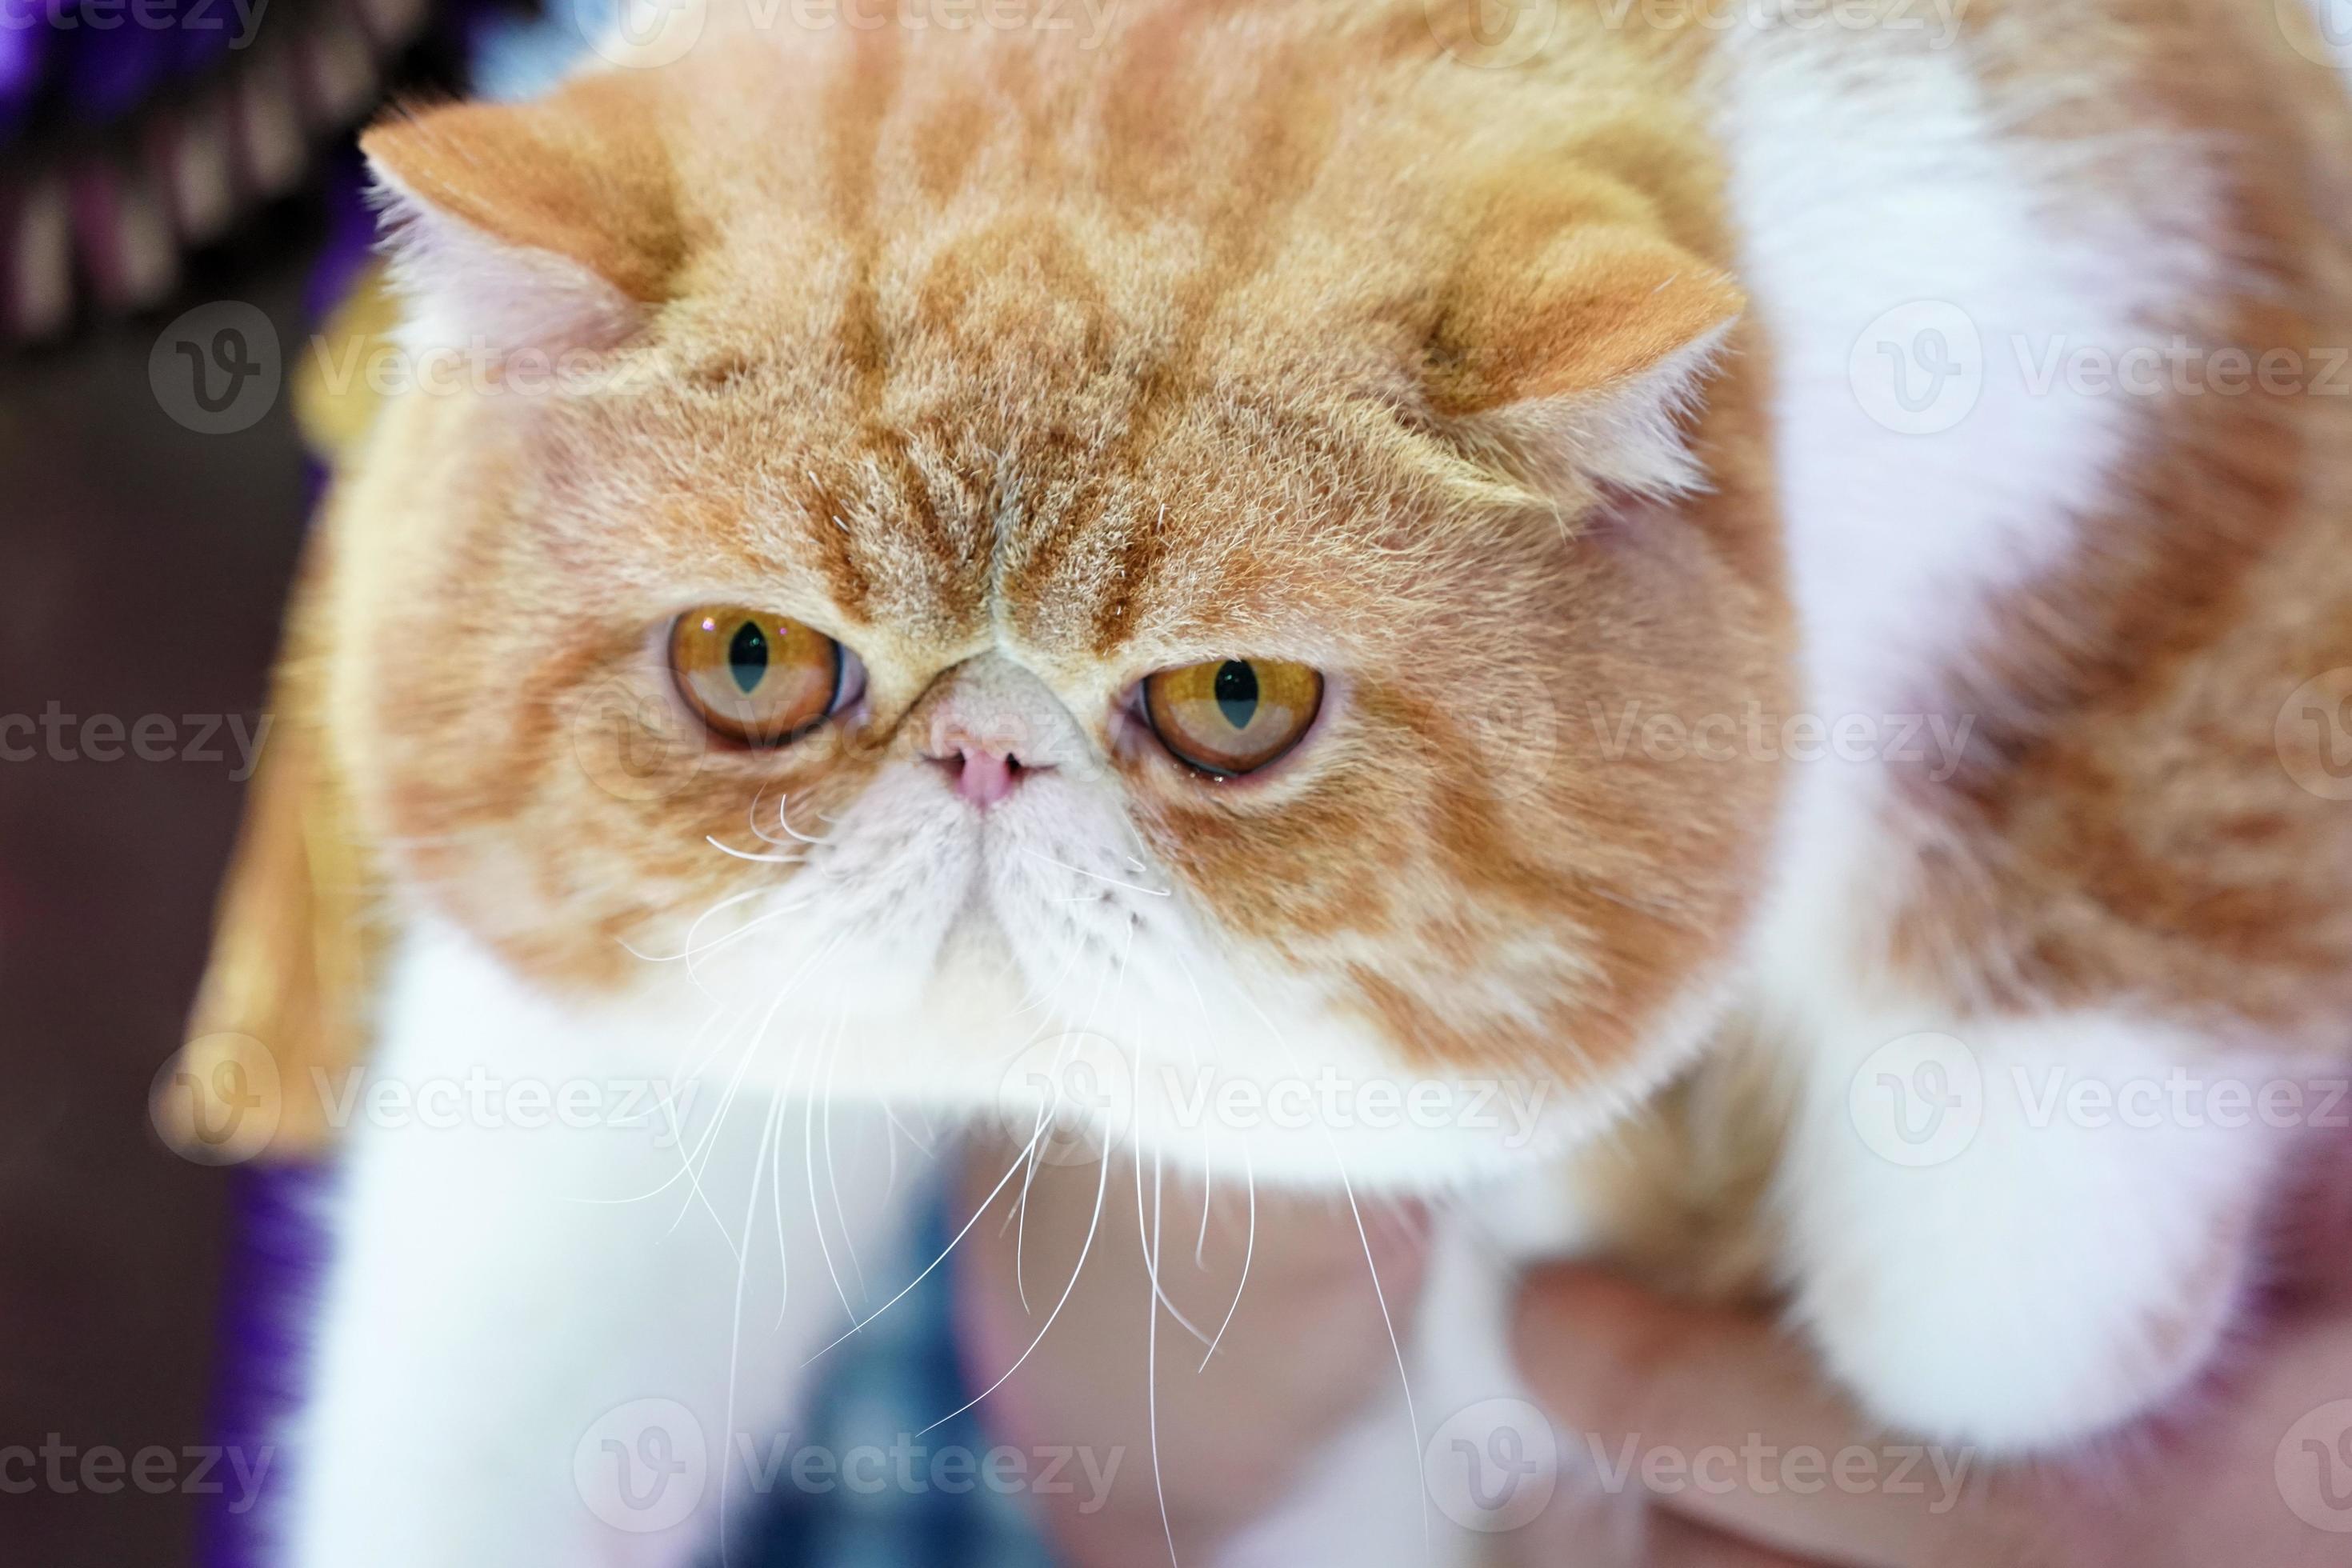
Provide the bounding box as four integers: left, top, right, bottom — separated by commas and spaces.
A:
928, 735, 1033, 807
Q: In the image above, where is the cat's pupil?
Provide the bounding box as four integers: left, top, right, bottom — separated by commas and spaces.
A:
1214, 660, 1258, 730
728, 620, 769, 693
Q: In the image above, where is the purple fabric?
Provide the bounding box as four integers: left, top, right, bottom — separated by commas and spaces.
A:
173, 0, 233, 77
304, 159, 382, 326
200, 178, 373, 1565
62, 6, 179, 121
0, 0, 48, 131
198, 1163, 332, 1568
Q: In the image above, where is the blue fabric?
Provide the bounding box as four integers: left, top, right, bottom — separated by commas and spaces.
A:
720, 1191, 1062, 1568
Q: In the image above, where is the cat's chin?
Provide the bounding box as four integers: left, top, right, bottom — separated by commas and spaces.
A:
553, 916, 1706, 1194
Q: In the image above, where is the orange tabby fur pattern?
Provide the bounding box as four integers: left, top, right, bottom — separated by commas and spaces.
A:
340, 2, 1788, 1085
191, 2, 2352, 1561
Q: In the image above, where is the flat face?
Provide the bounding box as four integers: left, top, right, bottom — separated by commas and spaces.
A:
338, 1, 1792, 1177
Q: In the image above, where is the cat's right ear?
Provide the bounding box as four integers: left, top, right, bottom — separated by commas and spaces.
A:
1428, 226, 1745, 497
359, 76, 683, 358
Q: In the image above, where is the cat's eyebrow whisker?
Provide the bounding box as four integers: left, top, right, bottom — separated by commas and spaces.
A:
1022, 847, 1171, 898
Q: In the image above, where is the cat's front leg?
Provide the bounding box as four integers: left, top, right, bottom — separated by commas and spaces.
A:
1780, 1010, 2306, 1453
282, 926, 914, 1568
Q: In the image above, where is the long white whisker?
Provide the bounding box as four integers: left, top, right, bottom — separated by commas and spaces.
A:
616, 887, 769, 961
883, 1102, 938, 1162
1020, 846, 1171, 898
669, 1026, 759, 1256
706, 835, 809, 865
670, 936, 839, 1230
572, 1002, 735, 1207
769, 1082, 794, 1330
1239, 982, 1430, 1558
819, 1023, 869, 1306
1198, 1138, 1254, 1372
802, 1026, 854, 1322
1133, 1062, 1210, 1350
1012, 1026, 1084, 1314
917, 1138, 1111, 1437
680, 900, 821, 986
803, 1123, 1046, 1364
718, 1092, 780, 1567
766, 790, 830, 846
1002, 926, 1090, 1020
1144, 1138, 1178, 1568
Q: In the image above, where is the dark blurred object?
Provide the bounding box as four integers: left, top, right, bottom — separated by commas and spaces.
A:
0, 0, 520, 342
0, 238, 314, 1566
0, 0, 505, 1558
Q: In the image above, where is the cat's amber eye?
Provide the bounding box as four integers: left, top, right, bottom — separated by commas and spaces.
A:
670, 607, 845, 746
1142, 658, 1324, 778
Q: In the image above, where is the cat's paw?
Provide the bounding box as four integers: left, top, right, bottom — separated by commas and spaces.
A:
1782, 1014, 2288, 1453
1798, 1214, 2247, 1451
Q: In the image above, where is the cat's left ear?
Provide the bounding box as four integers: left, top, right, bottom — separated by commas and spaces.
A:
360, 74, 683, 357
1429, 226, 1745, 494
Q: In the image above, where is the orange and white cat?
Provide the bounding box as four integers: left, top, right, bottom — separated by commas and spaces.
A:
197, 0, 2352, 1561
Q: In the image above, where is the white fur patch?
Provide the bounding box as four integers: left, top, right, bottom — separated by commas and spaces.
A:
284, 923, 917, 1567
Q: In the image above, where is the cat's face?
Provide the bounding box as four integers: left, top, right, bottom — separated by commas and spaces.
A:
336, 8, 1790, 1182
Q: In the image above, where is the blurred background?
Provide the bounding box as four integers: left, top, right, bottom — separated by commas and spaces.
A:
0, 3, 522, 1558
